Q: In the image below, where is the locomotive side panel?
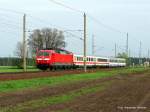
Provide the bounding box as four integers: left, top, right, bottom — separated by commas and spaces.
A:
51, 53, 73, 66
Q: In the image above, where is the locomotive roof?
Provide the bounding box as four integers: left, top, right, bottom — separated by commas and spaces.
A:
40, 48, 67, 51
39, 48, 73, 54
40, 48, 64, 51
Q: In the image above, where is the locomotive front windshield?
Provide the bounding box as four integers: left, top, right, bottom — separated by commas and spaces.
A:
38, 52, 50, 56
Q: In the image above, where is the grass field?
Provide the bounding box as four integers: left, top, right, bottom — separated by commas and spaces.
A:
1, 82, 110, 112
0, 67, 148, 93
0, 66, 39, 73
0, 67, 149, 112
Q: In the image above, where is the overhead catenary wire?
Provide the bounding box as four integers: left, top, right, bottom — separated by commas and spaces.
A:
48, 0, 83, 14
27, 15, 83, 41
47, 0, 127, 34
0, 8, 24, 14
0, 21, 21, 29
0, 3, 128, 44
0, 9, 83, 42
0, 4, 146, 58
0, 14, 20, 24
0, 28, 20, 38
87, 14, 126, 34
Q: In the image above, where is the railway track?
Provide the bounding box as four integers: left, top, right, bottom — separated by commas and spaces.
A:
0, 68, 112, 81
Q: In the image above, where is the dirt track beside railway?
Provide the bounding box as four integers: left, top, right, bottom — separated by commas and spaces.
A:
0, 71, 150, 112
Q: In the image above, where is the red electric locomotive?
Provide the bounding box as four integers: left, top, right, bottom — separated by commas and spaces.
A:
36, 48, 74, 70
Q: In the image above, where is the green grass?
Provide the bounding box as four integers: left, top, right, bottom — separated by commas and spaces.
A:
0, 72, 112, 93
0, 82, 110, 112
0, 67, 148, 93
0, 67, 149, 112
0, 66, 39, 73
0, 69, 39, 73
0, 66, 19, 69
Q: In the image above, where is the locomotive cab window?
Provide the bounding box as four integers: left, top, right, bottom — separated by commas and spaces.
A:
38, 52, 50, 56
55, 49, 71, 55
43, 52, 49, 56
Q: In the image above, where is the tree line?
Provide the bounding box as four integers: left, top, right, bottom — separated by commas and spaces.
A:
0, 58, 35, 67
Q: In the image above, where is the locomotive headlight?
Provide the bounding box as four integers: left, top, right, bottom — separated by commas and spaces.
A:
37, 58, 42, 60
44, 58, 50, 60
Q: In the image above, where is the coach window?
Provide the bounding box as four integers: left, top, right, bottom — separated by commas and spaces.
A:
43, 52, 49, 56
93, 58, 96, 61
78, 57, 81, 61
77, 57, 80, 61
81, 57, 83, 61
112, 59, 115, 62
98, 58, 107, 62
76, 57, 78, 61
38, 52, 43, 56
79, 57, 81, 61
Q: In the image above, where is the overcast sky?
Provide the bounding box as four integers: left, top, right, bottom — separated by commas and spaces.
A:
0, 0, 150, 57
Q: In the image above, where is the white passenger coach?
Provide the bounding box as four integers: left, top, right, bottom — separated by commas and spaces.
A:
73, 55, 126, 67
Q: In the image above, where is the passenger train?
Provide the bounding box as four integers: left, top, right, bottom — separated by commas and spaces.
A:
36, 48, 126, 70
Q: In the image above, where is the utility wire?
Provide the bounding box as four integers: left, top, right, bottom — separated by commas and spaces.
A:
0, 8, 83, 41
27, 15, 83, 41
47, 0, 127, 36
0, 14, 20, 24
0, 28, 20, 38
87, 14, 126, 34
0, 8, 24, 14
0, 21, 21, 29
48, 0, 83, 14
64, 31, 83, 41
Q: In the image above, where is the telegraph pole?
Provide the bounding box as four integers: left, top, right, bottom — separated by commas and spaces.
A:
126, 33, 129, 56
129, 49, 131, 66
23, 14, 27, 72
115, 43, 117, 57
139, 41, 142, 65
147, 49, 149, 61
84, 13, 87, 72
92, 34, 95, 55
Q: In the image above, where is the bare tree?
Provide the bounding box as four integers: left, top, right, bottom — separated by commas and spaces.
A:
28, 28, 66, 54
14, 41, 24, 68
15, 41, 23, 58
